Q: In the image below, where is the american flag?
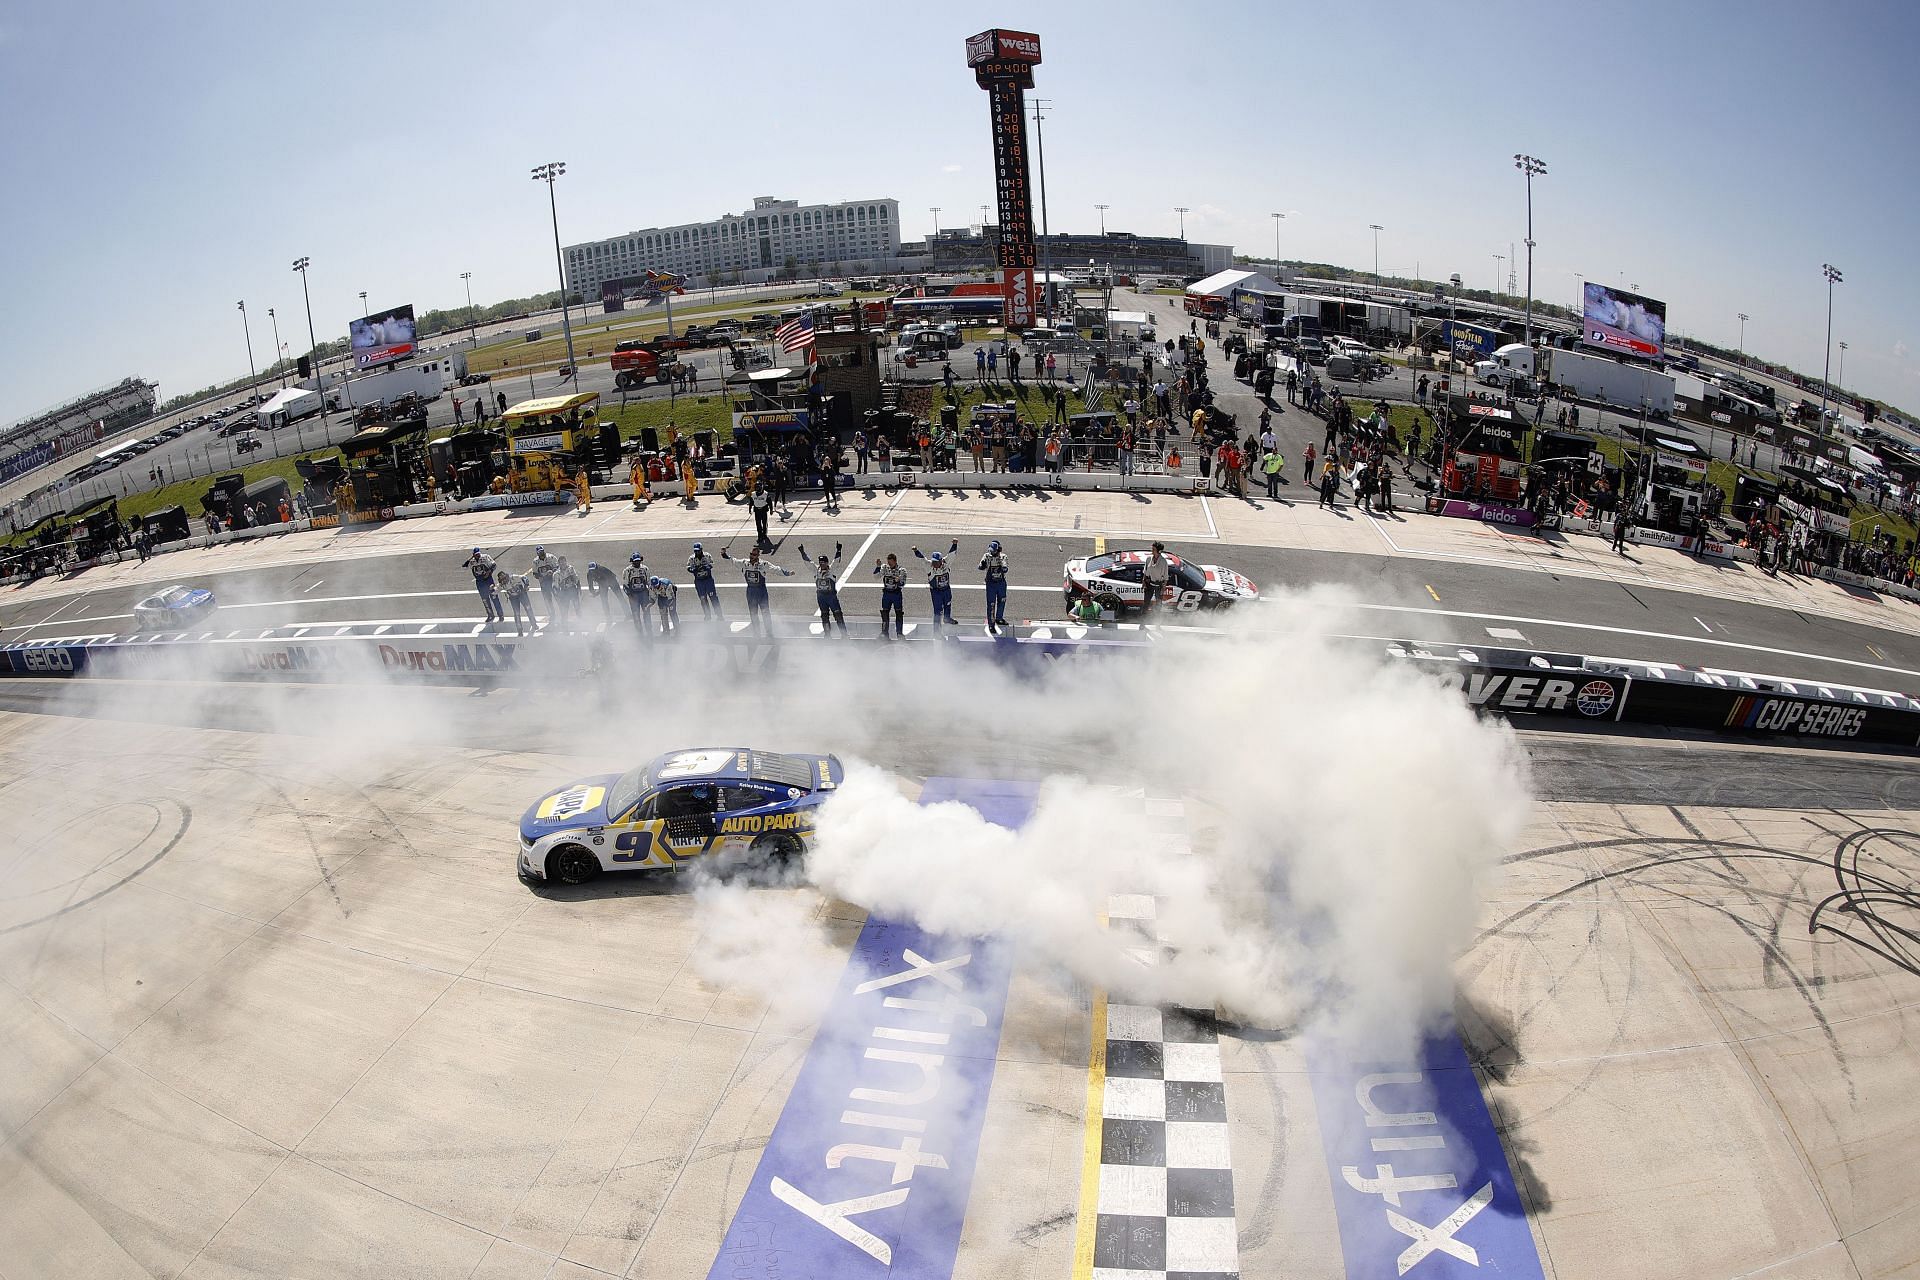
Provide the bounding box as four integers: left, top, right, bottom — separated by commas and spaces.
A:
775, 312, 814, 353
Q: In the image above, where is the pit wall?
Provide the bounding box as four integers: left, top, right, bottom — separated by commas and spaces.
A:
3, 625, 1916, 751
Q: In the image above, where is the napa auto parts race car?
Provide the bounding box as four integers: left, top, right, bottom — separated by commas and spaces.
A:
132, 584, 218, 631
1063, 549, 1258, 614
518, 747, 845, 886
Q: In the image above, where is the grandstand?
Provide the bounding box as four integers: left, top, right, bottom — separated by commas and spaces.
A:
0, 378, 157, 485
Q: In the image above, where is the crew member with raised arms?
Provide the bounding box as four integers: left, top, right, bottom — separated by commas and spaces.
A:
722, 545, 791, 634
913, 539, 959, 627
800, 542, 847, 636
979, 538, 1011, 632
873, 552, 908, 639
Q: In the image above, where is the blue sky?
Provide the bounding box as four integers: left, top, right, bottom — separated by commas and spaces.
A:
1, 0, 1915, 423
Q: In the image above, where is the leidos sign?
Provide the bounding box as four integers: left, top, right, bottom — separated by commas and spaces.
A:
965, 28, 1041, 67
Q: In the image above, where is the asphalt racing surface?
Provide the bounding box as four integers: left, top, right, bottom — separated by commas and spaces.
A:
1, 673, 1917, 1280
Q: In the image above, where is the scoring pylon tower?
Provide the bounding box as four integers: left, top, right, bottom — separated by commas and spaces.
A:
965, 28, 1043, 330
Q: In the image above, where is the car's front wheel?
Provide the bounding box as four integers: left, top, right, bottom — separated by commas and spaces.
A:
548, 844, 600, 886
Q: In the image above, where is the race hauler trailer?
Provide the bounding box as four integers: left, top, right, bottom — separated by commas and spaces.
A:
501, 393, 619, 493
1478, 343, 1676, 417
1436, 397, 1526, 506
256, 386, 326, 430
333, 359, 452, 416
1633, 439, 1711, 536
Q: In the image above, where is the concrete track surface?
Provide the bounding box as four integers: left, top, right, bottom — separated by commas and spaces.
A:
0, 676, 1916, 1279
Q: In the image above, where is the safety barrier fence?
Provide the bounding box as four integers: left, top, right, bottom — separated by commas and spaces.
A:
3, 621, 1916, 750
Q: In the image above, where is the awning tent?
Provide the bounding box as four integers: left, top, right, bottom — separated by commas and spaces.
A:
1184, 269, 1281, 299
255, 387, 313, 417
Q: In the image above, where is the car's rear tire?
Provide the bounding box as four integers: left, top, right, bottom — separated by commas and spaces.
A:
751, 832, 804, 868
548, 844, 600, 886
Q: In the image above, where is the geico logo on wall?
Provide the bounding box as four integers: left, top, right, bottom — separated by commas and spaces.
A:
15, 647, 78, 674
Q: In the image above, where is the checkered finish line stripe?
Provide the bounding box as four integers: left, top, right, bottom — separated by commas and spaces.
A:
1078, 789, 1241, 1280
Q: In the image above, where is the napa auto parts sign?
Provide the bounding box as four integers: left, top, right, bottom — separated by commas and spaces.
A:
965, 29, 1041, 66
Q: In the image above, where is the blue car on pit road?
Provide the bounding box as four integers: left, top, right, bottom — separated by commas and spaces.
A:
132, 583, 218, 631
517, 747, 846, 887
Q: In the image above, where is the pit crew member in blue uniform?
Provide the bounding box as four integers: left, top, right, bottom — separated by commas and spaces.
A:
873, 553, 907, 639
979, 539, 1010, 631
811, 555, 846, 635
463, 547, 501, 622
648, 575, 679, 634
723, 546, 791, 634
687, 542, 722, 619
913, 539, 959, 626
621, 553, 652, 632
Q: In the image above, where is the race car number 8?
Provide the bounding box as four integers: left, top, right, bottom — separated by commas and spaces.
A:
1174, 589, 1202, 612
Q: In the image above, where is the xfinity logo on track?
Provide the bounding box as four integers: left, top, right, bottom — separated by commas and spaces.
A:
770, 949, 981, 1265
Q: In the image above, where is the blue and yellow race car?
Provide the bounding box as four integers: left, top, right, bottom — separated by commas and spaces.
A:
517, 747, 845, 886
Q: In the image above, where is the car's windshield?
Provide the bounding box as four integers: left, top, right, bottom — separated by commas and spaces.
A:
606, 766, 648, 819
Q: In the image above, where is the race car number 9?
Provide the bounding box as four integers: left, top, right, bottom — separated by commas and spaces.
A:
1174, 589, 1203, 612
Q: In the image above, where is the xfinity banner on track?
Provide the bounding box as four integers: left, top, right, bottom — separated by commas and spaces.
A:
1581, 282, 1666, 360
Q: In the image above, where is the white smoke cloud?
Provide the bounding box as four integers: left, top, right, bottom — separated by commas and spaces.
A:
723, 595, 1531, 1058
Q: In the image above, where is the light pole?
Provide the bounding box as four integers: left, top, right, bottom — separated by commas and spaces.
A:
1819, 263, 1843, 431
531, 162, 579, 385
930, 206, 940, 236
1368, 224, 1383, 286
1736, 312, 1748, 360
1514, 153, 1547, 341
1095, 203, 1108, 235
1032, 98, 1053, 325
979, 204, 988, 227
292, 257, 329, 429
1174, 206, 1189, 239
358, 290, 367, 316
461, 272, 478, 348
1493, 254, 1505, 296
266, 308, 286, 388
1838, 341, 1848, 395
1271, 212, 1285, 264
236, 301, 259, 404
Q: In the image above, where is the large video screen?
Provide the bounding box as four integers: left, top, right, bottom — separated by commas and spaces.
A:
349, 304, 417, 369
1582, 283, 1666, 360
